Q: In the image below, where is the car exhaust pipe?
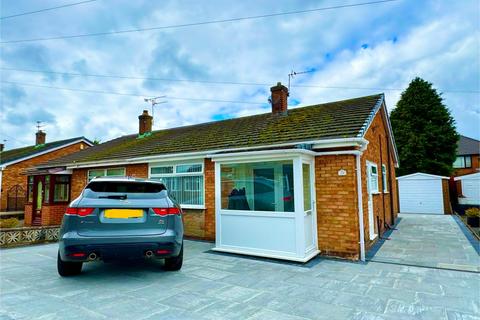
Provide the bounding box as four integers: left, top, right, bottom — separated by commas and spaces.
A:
88, 253, 97, 261
145, 250, 154, 258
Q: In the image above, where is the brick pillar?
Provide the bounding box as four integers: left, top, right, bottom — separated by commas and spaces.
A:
204, 158, 216, 240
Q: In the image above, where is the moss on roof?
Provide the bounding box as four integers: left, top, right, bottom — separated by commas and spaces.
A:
0, 137, 91, 165
42, 94, 383, 167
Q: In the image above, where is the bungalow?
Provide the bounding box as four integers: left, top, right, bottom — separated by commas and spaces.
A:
32, 83, 399, 261
0, 131, 92, 223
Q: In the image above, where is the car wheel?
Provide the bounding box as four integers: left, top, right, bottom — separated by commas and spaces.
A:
164, 244, 183, 271
57, 251, 83, 277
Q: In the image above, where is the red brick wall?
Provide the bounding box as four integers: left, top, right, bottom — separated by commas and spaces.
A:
41, 204, 69, 225
315, 154, 360, 259
1, 141, 89, 211
361, 105, 399, 250
24, 204, 33, 225
204, 158, 216, 240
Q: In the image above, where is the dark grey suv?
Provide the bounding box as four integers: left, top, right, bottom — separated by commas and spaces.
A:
57, 177, 184, 276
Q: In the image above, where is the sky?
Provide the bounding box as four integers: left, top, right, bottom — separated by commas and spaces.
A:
0, 0, 479, 150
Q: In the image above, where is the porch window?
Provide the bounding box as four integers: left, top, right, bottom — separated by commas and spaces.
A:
53, 176, 70, 202
453, 156, 472, 169
44, 176, 50, 203
88, 167, 126, 181
368, 163, 379, 193
150, 163, 204, 207
220, 160, 294, 212
27, 176, 34, 203
381, 164, 388, 192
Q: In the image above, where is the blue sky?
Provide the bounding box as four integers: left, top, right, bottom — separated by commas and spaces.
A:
1, 0, 479, 149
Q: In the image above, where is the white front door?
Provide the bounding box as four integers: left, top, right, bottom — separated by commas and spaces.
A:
366, 162, 378, 240
301, 161, 316, 253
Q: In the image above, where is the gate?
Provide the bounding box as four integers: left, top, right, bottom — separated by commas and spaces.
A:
6, 185, 26, 211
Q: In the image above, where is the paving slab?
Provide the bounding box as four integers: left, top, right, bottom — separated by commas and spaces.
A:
0, 240, 479, 319
367, 214, 480, 272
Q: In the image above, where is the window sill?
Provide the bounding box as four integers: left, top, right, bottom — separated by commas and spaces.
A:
383, 191, 389, 194
180, 205, 206, 210
371, 192, 381, 195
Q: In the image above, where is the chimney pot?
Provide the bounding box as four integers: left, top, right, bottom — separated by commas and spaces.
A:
138, 110, 153, 135
270, 82, 289, 114
36, 130, 46, 145
0, 143, 4, 152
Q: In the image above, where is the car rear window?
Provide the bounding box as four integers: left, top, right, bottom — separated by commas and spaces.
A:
86, 181, 166, 193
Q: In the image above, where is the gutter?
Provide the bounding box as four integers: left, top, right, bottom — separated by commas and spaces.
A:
62, 137, 368, 169
314, 149, 366, 262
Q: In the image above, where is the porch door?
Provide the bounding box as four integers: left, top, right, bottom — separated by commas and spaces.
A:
302, 161, 316, 252
32, 176, 45, 225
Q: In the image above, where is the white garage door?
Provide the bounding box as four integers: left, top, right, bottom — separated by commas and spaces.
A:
398, 176, 444, 214
460, 176, 480, 205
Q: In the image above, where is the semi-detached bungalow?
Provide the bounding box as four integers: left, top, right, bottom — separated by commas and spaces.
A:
31, 83, 400, 262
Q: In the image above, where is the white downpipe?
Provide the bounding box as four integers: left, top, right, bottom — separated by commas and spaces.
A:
356, 153, 366, 261
314, 149, 366, 262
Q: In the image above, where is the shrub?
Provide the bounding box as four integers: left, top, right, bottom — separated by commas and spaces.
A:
465, 208, 480, 218
0, 218, 19, 229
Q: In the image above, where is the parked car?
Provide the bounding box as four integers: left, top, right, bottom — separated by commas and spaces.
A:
57, 177, 184, 276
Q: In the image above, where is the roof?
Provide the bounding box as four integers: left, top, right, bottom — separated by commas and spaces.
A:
397, 172, 449, 180
454, 172, 480, 181
457, 135, 480, 156
41, 94, 388, 167
0, 137, 93, 166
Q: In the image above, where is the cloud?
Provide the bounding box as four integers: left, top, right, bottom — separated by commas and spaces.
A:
0, 0, 478, 151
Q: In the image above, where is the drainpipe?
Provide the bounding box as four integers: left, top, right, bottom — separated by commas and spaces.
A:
314, 148, 366, 262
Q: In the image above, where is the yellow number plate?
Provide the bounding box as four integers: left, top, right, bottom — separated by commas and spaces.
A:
104, 209, 143, 219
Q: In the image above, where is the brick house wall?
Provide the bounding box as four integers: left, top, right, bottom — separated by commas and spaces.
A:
361, 106, 399, 250
315, 154, 360, 259
1, 141, 89, 211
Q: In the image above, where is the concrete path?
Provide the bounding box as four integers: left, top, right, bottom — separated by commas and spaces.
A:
368, 213, 480, 272
1, 240, 479, 319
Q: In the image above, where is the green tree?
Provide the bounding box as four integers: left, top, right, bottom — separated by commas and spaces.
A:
391, 77, 459, 176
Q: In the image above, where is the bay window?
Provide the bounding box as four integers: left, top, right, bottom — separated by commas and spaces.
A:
150, 163, 204, 208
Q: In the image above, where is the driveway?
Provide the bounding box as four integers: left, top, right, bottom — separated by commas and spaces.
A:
367, 214, 480, 272
1, 240, 479, 319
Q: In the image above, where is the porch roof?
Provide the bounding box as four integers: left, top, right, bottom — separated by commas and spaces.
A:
38, 94, 384, 168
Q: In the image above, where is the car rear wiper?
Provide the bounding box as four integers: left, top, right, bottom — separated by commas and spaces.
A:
99, 194, 128, 200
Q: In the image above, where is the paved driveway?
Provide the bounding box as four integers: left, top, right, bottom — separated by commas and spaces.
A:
1, 240, 479, 319
368, 214, 480, 272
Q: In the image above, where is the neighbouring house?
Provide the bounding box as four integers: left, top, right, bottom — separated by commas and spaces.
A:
32, 83, 399, 261
0, 131, 93, 223
451, 135, 480, 207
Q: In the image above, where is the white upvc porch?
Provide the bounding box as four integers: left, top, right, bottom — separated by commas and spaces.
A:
210, 150, 319, 262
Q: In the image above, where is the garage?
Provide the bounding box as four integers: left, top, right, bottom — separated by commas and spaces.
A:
397, 173, 450, 214
455, 172, 480, 205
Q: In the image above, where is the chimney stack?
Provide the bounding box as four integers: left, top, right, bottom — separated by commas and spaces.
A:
36, 130, 46, 145
138, 110, 153, 135
0, 143, 4, 152
270, 82, 289, 114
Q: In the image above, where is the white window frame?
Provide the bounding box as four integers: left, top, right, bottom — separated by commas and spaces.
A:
87, 167, 126, 181
381, 164, 388, 193
368, 162, 379, 194
149, 162, 205, 209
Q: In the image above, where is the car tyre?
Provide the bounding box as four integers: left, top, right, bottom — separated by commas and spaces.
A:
57, 251, 83, 277
164, 244, 183, 271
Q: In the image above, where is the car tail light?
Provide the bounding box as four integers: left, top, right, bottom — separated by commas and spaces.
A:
152, 207, 181, 216
65, 207, 95, 216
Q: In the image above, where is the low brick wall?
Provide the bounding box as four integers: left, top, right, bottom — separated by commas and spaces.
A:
0, 226, 59, 247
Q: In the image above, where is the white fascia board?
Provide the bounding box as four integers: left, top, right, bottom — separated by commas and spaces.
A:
65, 137, 367, 169
357, 95, 399, 167
1, 138, 92, 168
454, 172, 480, 181
208, 149, 316, 162
397, 172, 449, 180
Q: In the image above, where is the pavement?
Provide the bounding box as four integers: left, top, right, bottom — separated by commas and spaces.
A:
368, 214, 480, 272
1, 235, 479, 320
